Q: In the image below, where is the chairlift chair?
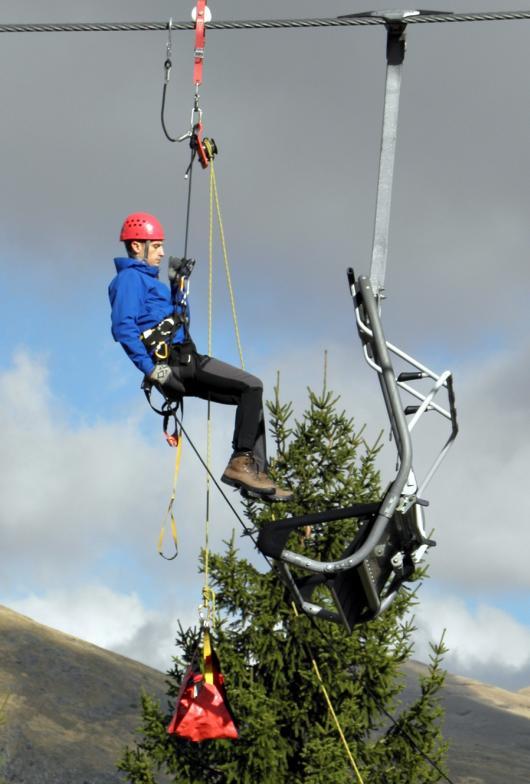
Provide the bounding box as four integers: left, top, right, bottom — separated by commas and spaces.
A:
258, 271, 458, 631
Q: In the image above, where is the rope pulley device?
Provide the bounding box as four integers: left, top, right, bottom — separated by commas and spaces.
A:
161, 4, 217, 171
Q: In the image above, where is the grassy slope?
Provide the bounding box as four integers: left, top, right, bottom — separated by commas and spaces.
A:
0, 605, 529, 784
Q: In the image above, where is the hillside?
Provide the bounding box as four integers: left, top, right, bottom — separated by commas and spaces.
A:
403, 661, 530, 784
0, 605, 529, 783
0, 605, 168, 784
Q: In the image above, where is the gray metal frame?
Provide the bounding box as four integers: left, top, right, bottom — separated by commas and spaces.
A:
353, 275, 458, 502
271, 274, 458, 623
274, 273, 458, 582
368, 10, 420, 300
263, 11, 459, 627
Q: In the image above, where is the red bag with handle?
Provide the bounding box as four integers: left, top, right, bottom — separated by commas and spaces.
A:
167, 629, 238, 741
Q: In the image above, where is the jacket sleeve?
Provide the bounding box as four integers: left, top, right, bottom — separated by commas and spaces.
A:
110, 271, 155, 376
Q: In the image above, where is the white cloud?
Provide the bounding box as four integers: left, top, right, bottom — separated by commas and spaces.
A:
413, 593, 530, 689
5, 584, 194, 672
425, 341, 530, 590
0, 352, 246, 595
8, 586, 151, 651
3, 340, 530, 688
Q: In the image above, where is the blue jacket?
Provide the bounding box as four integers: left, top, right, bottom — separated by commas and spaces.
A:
108, 257, 190, 376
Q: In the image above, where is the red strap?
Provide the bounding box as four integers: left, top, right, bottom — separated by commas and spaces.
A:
193, 0, 207, 85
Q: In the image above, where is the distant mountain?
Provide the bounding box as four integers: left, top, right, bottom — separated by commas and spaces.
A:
0, 604, 167, 784
403, 661, 530, 784
0, 605, 529, 783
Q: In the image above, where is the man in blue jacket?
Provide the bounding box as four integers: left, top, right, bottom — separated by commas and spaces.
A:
109, 212, 291, 502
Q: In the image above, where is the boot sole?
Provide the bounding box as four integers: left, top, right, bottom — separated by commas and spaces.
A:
240, 488, 293, 504
221, 475, 275, 496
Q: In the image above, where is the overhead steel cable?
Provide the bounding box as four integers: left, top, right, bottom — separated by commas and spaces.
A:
1, 10, 530, 34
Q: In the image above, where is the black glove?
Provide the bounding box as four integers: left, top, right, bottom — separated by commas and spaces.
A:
168, 256, 196, 286
148, 364, 185, 397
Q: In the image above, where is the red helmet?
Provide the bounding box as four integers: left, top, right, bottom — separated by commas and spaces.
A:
120, 212, 165, 242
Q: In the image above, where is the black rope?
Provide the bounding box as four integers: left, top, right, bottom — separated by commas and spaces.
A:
303, 612, 456, 784
183, 148, 195, 259
1, 11, 530, 34
366, 682, 456, 784
174, 414, 262, 546
172, 413, 454, 781
161, 78, 183, 143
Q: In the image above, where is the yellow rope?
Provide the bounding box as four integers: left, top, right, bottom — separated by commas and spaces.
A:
202, 149, 361, 777
199, 145, 245, 646
291, 603, 365, 784
202, 158, 215, 612
206, 142, 245, 370
200, 143, 245, 624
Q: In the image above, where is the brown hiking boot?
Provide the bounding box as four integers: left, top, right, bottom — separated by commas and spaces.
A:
266, 485, 294, 503
221, 452, 275, 496
241, 482, 294, 503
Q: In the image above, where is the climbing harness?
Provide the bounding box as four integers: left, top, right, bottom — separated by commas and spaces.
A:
141, 313, 185, 362
257, 12, 459, 633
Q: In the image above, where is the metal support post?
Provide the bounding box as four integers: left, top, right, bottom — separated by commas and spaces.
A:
369, 10, 418, 301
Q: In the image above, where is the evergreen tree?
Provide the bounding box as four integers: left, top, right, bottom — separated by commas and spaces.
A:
119, 379, 449, 784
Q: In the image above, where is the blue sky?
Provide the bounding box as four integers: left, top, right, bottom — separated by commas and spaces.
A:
1, 0, 530, 691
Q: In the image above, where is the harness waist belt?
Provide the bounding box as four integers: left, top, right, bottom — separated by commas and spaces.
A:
141, 313, 186, 361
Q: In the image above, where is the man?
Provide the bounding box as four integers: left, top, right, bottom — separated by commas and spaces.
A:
109, 212, 292, 502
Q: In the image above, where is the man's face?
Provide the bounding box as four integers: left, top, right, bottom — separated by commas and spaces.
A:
131, 240, 165, 267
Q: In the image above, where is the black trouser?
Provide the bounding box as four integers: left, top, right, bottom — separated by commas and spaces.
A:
169, 343, 267, 471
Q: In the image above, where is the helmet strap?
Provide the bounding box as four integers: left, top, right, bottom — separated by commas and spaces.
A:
143, 240, 151, 263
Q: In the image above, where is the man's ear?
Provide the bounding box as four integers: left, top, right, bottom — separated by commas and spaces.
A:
130, 240, 143, 257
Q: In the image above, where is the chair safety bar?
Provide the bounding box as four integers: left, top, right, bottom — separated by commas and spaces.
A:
258, 274, 419, 576
257, 503, 380, 562
349, 270, 459, 500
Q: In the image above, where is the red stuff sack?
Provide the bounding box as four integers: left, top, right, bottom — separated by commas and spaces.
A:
167, 633, 238, 742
